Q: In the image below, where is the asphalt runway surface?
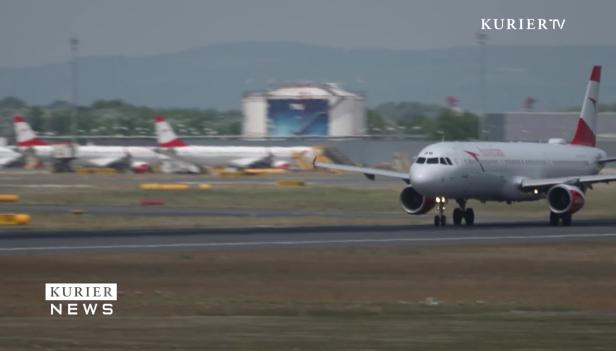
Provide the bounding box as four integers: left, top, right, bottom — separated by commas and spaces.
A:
1, 219, 615, 255
0, 204, 398, 219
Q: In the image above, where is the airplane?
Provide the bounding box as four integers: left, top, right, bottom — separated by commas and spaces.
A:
0, 147, 23, 168
13, 116, 164, 173
315, 65, 616, 226
154, 115, 315, 171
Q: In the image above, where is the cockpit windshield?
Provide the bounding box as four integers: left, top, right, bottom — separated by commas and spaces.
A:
416, 156, 453, 166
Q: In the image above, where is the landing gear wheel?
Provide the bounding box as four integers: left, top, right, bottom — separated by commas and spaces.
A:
561, 213, 572, 226
464, 208, 475, 226
549, 211, 559, 226
434, 215, 441, 227
440, 215, 447, 226
453, 208, 463, 225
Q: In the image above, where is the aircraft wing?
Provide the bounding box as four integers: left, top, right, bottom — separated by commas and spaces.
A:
0, 155, 22, 167
598, 157, 616, 164
521, 174, 616, 189
314, 161, 410, 182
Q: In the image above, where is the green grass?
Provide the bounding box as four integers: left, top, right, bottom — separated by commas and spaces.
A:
2, 243, 616, 350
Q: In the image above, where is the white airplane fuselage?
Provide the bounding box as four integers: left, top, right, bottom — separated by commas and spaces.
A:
23, 145, 163, 168
169, 146, 314, 168
411, 141, 606, 202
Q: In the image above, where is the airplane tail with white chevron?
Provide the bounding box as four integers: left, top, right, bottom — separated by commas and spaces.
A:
13, 115, 48, 147
571, 65, 601, 147
154, 116, 187, 148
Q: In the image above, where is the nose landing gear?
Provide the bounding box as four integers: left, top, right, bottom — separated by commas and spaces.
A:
433, 197, 447, 226
453, 199, 474, 226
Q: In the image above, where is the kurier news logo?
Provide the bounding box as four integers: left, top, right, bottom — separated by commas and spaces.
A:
45, 283, 117, 316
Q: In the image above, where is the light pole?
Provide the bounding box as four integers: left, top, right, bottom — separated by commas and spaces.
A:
69, 37, 79, 138
475, 32, 487, 116
475, 32, 488, 140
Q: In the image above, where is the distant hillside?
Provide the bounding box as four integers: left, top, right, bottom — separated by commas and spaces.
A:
0, 42, 615, 112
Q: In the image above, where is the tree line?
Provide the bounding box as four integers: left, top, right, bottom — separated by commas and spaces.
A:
0, 97, 481, 140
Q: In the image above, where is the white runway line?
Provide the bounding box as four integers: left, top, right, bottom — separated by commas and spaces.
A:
1, 232, 616, 252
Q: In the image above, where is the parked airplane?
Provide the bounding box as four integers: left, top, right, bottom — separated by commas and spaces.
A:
13, 116, 163, 172
316, 66, 616, 226
154, 116, 315, 170
0, 147, 23, 167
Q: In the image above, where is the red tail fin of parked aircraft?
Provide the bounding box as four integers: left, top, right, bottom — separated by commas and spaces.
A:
154, 116, 187, 148
13, 116, 48, 147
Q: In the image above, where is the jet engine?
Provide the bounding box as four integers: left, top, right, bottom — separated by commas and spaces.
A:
400, 186, 435, 215
273, 160, 290, 170
131, 161, 150, 174
547, 184, 585, 214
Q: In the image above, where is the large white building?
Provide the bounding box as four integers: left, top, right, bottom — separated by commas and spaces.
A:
242, 83, 365, 137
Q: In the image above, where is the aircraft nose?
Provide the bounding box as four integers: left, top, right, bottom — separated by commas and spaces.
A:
409, 166, 445, 194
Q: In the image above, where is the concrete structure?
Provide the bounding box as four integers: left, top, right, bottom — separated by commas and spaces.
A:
242, 83, 365, 137
483, 112, 616, 142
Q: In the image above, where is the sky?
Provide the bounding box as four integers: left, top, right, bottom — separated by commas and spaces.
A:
1, 0, 615, 67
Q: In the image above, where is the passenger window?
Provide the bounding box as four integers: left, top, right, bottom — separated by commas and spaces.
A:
416, 157, 426, 164
439, 157, 447, 165
427, 158, 438, 164
445, 157, 453, 165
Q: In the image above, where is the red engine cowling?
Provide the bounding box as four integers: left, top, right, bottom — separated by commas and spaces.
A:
547, 184, 585, 214
273, 160, 290, 170
132, 162, 150, 174
400, 186, 435, 215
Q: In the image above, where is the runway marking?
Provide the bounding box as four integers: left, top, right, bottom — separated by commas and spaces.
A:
1, 232, 616, 252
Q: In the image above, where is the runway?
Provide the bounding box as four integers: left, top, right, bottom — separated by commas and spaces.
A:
1, 219, 616, 254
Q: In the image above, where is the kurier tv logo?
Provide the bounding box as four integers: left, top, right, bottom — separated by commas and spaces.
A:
45, 283, 117, 316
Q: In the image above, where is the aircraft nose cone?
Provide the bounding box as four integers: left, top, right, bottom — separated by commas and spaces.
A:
410, 167, 429, 187
410, 166, 445, 195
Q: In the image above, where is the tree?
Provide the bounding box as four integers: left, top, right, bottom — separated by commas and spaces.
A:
0, 96, 26, 109
28, 106, 45, 132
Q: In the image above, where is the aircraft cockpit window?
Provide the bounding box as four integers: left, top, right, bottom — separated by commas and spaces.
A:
439, 157, 447, 165
427, 157, 439, 164
445, 157, 453, 165
416, 157, 426, 164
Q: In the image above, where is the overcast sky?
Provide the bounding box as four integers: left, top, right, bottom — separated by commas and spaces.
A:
1, 0, 615, 67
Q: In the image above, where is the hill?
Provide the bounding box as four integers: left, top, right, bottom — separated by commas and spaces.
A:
0, 42, 615, 111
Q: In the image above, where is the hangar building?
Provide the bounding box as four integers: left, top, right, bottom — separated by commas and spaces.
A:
242, 83, 365, 137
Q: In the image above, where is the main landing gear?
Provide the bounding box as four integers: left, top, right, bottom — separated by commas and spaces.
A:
549, 211, 572, 226
452, 199, 474, 226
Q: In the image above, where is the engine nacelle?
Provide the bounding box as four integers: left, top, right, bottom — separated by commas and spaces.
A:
547, 184, 585, 214
131, 161, 150, 174
273, 160, 290, 170
400, 186, 435, 215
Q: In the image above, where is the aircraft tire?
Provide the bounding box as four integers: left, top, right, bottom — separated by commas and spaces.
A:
440, 215, 447, 226
464, 208, 475, 225
433, 215, 441, 227
453, 208, 463, 225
